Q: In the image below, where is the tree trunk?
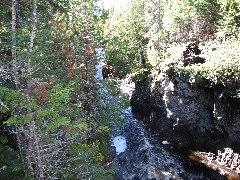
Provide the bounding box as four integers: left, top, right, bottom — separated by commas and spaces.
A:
26, 126, 34, 175
28, 0, 37, 76
157, 0, 161, 46
30, 121, 44, 180
26, 0, 44, 178
12, 0, 20, 90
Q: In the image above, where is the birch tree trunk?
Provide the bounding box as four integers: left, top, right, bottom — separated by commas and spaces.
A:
12, 1, 27, 172
28, 0, 37, 76
12, 0, 20, 90
157, 0, 161, 47
25, 0, 45, 179
29, 121, 44, 180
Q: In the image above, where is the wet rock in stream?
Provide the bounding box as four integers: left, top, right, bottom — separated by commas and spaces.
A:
114, 119, 204, 180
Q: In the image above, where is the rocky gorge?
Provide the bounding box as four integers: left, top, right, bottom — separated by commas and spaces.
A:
129, 43, 240, 178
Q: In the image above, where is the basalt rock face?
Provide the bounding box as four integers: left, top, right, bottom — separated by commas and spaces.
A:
132, 71, 240, 151
212, 81, 240, 151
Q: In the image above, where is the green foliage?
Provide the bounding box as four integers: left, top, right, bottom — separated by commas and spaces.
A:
0, 86, 26, 114
104, 0, 235, 76
126, 0, 240, 83
166, 38, 240, 85
161, 0, 219, 42
0, 135, 8, 144
132, 69, 150, 83
2, 0, 238, 178
0, 0, 117, 178
63, 142, 114, 180
0, 145, 24, 180
104, 0, 149, 77
216, 0, 240, 34
98, 78, 129, 128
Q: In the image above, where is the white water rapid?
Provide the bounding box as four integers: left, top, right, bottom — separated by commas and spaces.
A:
95, 48, 128, 155
95, 48, 106, 80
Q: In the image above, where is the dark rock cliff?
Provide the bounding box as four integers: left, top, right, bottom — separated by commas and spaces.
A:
131, 71, 240, 152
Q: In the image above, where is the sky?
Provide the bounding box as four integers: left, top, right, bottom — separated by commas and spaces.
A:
96, 0, 127, 10
99, 0, 114, 9
97, 0, 115, 9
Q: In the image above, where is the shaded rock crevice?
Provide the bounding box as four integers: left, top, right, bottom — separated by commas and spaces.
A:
130, 77, 152, 120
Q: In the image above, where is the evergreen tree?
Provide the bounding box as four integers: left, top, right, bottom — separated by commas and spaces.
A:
0, 0, 118, 179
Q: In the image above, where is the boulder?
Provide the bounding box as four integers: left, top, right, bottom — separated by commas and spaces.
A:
102, 64, 115, 79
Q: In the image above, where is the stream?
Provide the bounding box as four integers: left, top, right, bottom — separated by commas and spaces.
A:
113, 106, 229, 179
95, 48, 227, 180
